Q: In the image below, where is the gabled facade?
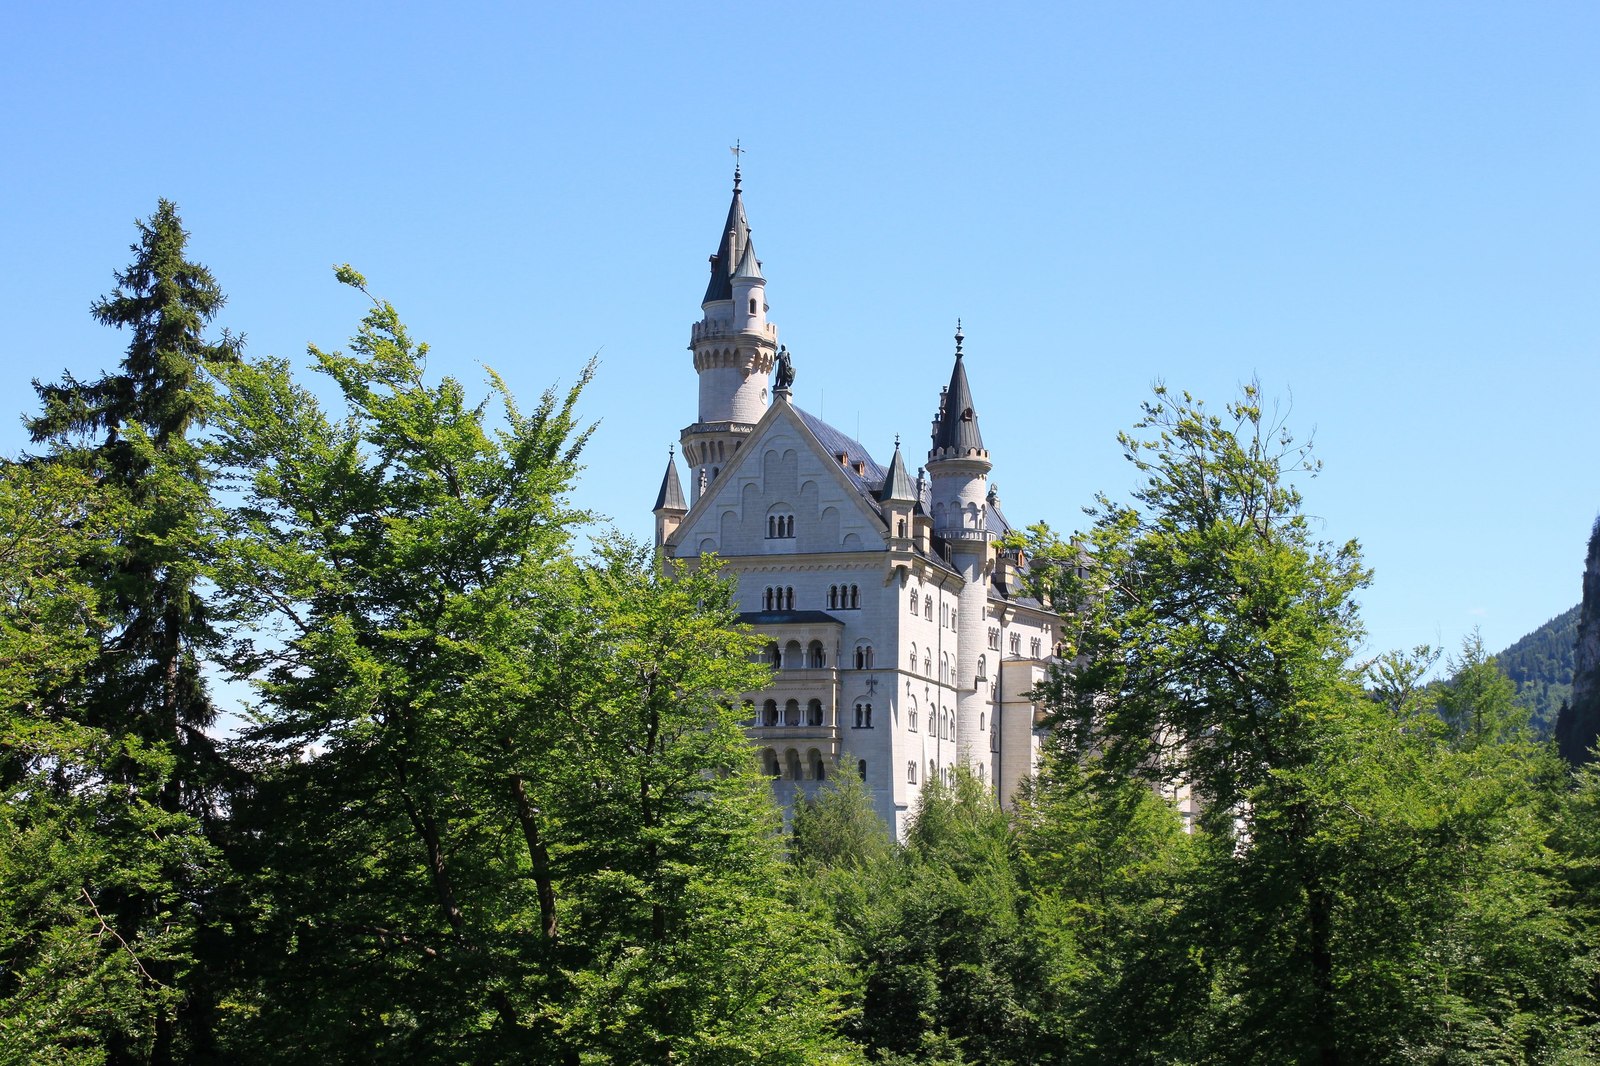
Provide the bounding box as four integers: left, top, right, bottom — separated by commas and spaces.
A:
653, 169, 1059, 838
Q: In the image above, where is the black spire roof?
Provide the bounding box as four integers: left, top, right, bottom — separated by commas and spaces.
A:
653, 452, 687, 513
878, 438, 917, 503
930, 324, 985, 457
701, 176, 751, 305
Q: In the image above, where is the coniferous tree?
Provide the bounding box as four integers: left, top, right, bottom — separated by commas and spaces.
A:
19, 201, 238, 1063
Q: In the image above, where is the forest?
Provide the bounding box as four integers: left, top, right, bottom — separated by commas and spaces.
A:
4, 202, 1600, 1066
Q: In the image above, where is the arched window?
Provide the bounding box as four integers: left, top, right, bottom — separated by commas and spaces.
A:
1009, 632, 1022, 655
785, 586, 795, 610
807, 699, 824, 726
978, 764, 985, 784
929, 759, 937, 782
763, 699, 778, 726
976, 654, 987, 681
854, 702, 873, 728
908, 761, 918, 784
767, 512, 795, 539
827, 585, 837, 609
923, 652, 932, 676
909, 587, 919, 614
808, 748, 826, 781
808, 641, 826, 668
768, 515, 777, 538
763, 587, 774, 610
857, 759, 867, 782
849, 585, 860, 609
785, 749, 802, 780
854, 644, 874, 670
988, 626, 1000, 650
784, 699, 800, 726
941, 603, 949, 628
924, 596, 933, 620
749, 297, 758, 314
979, 712, 986, 732
763, 749, 780, 777
1030, 637, 1042, 658
766, 642, 780, 666
909, 642, 918, 672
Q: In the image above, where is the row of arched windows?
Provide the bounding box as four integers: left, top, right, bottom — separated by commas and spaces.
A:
853, 702, 873, 728
767, 513, 795, 539
762, 747, 828, 781
763, 586, 795, 611
827, 584, 860, 610
760, 698, 826, 727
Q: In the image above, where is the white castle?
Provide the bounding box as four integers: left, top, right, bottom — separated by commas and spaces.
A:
652, 167, 1060, 839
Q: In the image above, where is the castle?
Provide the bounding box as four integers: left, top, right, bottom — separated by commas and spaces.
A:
652, 168, 1059, 839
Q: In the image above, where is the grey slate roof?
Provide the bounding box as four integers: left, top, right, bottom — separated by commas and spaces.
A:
653, 454, 686, 513
701, 186, 751, 305
795, 407, 887, 495
736, 610, 845, 626
930, 354, 986, 457
877, 441, 917, 503
732, 237, 763, 281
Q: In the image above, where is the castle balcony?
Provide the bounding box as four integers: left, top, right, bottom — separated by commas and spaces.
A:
690, 320, 777, 344
938, 528, 994, 543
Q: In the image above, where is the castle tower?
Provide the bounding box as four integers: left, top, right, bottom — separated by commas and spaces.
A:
925, 323, 993, 766
681, 164, 778, 503
653, 448, 687, 548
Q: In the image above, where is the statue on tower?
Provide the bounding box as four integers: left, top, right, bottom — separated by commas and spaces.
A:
774, 345, 796, 391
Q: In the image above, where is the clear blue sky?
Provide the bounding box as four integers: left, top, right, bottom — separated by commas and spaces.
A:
3, 2, 1596, 670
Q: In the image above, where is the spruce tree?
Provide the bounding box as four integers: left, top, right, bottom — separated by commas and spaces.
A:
24, 200, 239, 1063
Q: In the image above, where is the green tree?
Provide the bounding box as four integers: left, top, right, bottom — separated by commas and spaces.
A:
0, 462, 213, 1066
16, 201, 237, 1064
212, 272, 855, 1063
1437, 631, 1526, 749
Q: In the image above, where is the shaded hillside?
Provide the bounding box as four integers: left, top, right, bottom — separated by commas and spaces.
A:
1494, 604, 1579, 737
1557, 519, 1600, 764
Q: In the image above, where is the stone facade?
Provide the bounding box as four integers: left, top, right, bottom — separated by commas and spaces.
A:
653, 172, 1058, 839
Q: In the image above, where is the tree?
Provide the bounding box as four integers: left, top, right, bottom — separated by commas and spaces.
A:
1436, 630, 1526, 749
15, 201, 238, 1064
212, 271, 856, 1063
1022, 383, 1596, 1062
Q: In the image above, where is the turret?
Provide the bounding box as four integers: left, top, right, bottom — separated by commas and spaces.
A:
682, 163, 778, 502
877, 437, 917, 542
925, 322, 993, 767
653, 448, 688, 548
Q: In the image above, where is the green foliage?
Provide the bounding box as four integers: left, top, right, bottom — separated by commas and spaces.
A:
1494, 605, 1579, 736
210, 274, 854, 1063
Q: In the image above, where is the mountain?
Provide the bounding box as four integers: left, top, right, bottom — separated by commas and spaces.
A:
1494, 604, 1580, 738
1556, 519, 1600, 764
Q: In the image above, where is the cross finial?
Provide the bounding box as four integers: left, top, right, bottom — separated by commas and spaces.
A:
955, 318, 964, 357
894, 433, 901, 448
730, 140, 744, 188
668, 444, 675, 460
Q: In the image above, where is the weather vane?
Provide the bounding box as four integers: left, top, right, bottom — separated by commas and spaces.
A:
730, 140, 744, 186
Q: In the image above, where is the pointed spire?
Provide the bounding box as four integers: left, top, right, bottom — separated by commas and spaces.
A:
878, 436, 918, 503
930, 323, 985, 457
653, 447, 687, 513
732, 235, 763, 280
702, 162, 752, 305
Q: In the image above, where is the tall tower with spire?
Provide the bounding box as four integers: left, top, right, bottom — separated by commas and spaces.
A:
926, 322, 994, 766
681, 162, 778, 503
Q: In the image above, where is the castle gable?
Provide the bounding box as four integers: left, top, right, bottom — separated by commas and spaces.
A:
671, 400, 891, 559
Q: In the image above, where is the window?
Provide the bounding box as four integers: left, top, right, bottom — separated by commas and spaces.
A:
766, 513, 795, 539
762, 699, 778, 726
1009, 632, 1022, 655
923, 652, 932, 676
941, 653, 951, 685
979, 712, 986, 732
940, 603, 949, 628
909, 587, 920, 614
849, 584, 860, 609
854, 702, 873, 728
991, 714, 999, 752
929, 759, 937, 782
827, 585, 837, 609
807, 699, 824, 726
808, 641, 826, 668
766, 642, 780, 666
854, 644, 874, 670
786, 749, 802, 780
1030, 637, 1042, 658
858, 759, 867, 781
976, 654, 987, 680
763, 586, 795, 612
785, 699, 800, 726
908, 761, 917, 784
909, 643, 918, 672
809, 748, 826, 781
951, 607, 958, 629
764, 749, 780, 777
924, 596, 933, 620
749, 297, 758, 314
987, 626, 1000, 650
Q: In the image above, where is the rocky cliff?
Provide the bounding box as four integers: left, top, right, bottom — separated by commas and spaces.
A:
1556, 517, 1600, 765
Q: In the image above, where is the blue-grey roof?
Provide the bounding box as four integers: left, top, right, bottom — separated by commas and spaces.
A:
878, 442, 917, 503
732, 237, 763, 280
795, 407, 887, 495
653, 455, 686, 513
737, 610, 845, 627
702, 186, 751, 305
930, 353, 986, 458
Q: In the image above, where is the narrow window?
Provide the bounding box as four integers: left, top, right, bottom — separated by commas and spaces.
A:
749, 297, 758, 314
858, 759, 867, 781
850, 585, 859, 609
768, 515, 777, 538
785, 587, 795, 610
924, 596, 933, 620
763, 700, 778, 726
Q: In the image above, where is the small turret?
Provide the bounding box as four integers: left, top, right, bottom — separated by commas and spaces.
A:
653, 448, 687, 547
878, 436, 917, 542
682, 161, 779, 503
